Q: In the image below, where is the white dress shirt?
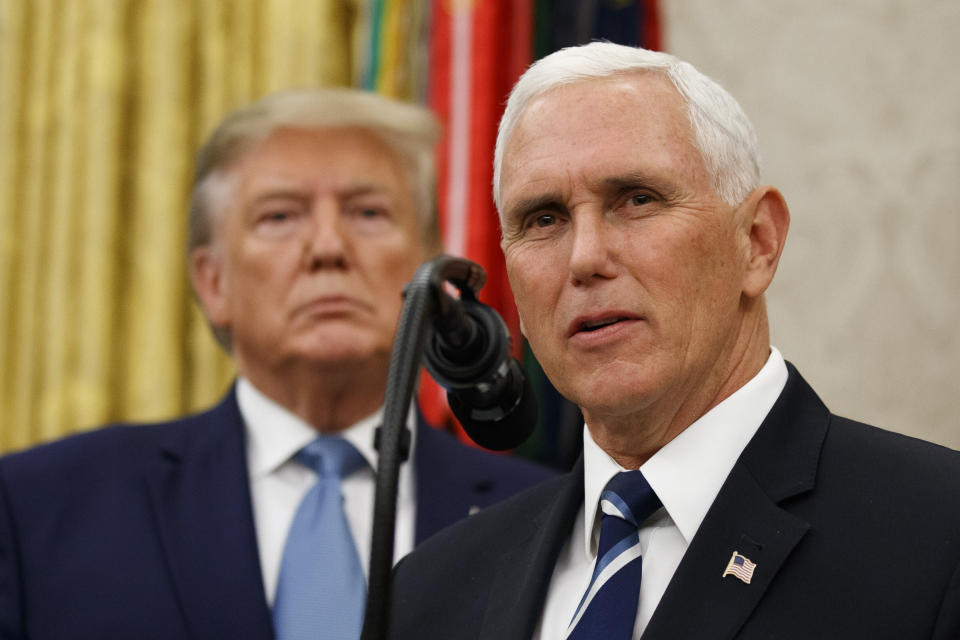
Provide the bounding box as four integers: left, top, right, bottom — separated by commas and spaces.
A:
238, 377, 417, 605
534, 348, 788, 640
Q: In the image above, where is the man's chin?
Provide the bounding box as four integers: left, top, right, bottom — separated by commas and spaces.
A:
237, 329, 391, 375
564, 374, 663, 420
295, 336, 390, 371
299, 348, 384, 370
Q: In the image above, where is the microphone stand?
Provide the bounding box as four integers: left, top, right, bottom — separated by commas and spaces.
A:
360, 255, 487, 640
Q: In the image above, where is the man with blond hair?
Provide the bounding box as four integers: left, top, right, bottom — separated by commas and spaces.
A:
0, 88, 553, 640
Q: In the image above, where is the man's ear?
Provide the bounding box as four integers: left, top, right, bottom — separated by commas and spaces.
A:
740, 186, 790, 299
190, 245, 231, 327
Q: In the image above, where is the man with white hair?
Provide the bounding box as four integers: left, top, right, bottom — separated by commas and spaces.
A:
388, 43, 960, 639
0, 88, 554, 640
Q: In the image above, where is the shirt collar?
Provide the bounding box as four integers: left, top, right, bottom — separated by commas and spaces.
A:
581, 347, 788, 557
238, 377, 417, 477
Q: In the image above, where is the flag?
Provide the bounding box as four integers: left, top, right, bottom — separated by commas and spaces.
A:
418, 0, 532, 442
723, 551, 757, 584
419, 0, 662, 469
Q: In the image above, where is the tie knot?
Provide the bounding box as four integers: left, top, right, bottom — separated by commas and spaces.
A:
600, 470, 661, 528
296, 436, 366, 479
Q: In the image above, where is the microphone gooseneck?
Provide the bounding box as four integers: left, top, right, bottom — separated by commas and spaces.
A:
362, 255, 536, 640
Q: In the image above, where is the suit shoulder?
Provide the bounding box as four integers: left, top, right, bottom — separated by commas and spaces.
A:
2, 422, 161, 476
827, 415, 960, 473
410, 470, 572, 560
412, 422, 562, 541
0, 403, 224, 486
454, 439, 559, 485
819, 415, 960, 510
417, 423, 559, 486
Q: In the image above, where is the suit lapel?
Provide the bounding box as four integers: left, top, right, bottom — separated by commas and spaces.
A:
478, 459, 584, 640
642, 464, 809, 639
644, 364, 830, 640
143, 388, 274, 640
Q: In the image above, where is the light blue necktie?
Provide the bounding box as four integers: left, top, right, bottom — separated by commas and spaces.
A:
273, 436, 367, 640
566, 470, 662, 640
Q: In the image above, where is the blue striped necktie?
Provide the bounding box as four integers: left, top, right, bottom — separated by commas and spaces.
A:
273, 436, 367, 640
566, 470, 662, 639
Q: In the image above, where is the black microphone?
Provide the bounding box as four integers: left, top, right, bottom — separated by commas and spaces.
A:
423, 290, 537, 451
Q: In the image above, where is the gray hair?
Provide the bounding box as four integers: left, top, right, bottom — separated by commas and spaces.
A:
493, 42, 761, 211
188, 87, 442, 256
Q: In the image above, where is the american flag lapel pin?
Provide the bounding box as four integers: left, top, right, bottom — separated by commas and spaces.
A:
722, 550, 757, 584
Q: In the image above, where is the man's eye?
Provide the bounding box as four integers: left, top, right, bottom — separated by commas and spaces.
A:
534, 213, 556, 228
629, 194, 652, 207
348, 204, 395, 234
253, 208, 303, 239
259, 210, 295, 224
347, 202, 391, 220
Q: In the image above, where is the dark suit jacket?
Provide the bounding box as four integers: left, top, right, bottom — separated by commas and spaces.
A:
0, 387, 555, 640
389, 364, 960, 639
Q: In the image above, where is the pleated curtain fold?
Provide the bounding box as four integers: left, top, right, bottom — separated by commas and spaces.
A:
0, 0, 357, 452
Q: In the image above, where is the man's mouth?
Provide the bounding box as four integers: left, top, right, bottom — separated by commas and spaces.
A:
568, 313, 640, 338
579, 317, 627, 332
296, 295, 374, 318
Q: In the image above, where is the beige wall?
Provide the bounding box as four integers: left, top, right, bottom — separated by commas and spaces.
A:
664, 1, 960, 448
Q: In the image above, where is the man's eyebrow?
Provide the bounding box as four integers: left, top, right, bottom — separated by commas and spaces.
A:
341, 183, 391, 197
247, 188, 307, 205
248, 183, 391, 204
504, 193, 565, 222
598, 171, 672, 194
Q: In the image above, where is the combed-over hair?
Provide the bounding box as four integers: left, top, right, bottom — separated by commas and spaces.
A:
188, 87, 442, 256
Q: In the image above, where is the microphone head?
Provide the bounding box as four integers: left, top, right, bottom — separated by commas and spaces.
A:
448, 364, 538, 451
424, 299, 507, 387
425, 296, 538, 450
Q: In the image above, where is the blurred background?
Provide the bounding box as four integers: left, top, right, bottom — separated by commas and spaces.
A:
1, 0, 957, 464
664, 0, 960, 452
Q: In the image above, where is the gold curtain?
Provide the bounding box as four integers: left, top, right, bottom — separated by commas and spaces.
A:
0, 0, 358, 453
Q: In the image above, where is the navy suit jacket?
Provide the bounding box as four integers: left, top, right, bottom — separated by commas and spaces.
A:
389, 364, 960, 639
0, 388, 555, 639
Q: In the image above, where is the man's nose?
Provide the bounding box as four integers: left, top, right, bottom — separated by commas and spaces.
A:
568, 212, 616, 285
303, 198, 348, 270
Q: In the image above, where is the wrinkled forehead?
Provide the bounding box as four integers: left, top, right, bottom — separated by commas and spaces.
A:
512, 71, 689, 146
500, 75, 701, 199
499, 73, 694, 188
